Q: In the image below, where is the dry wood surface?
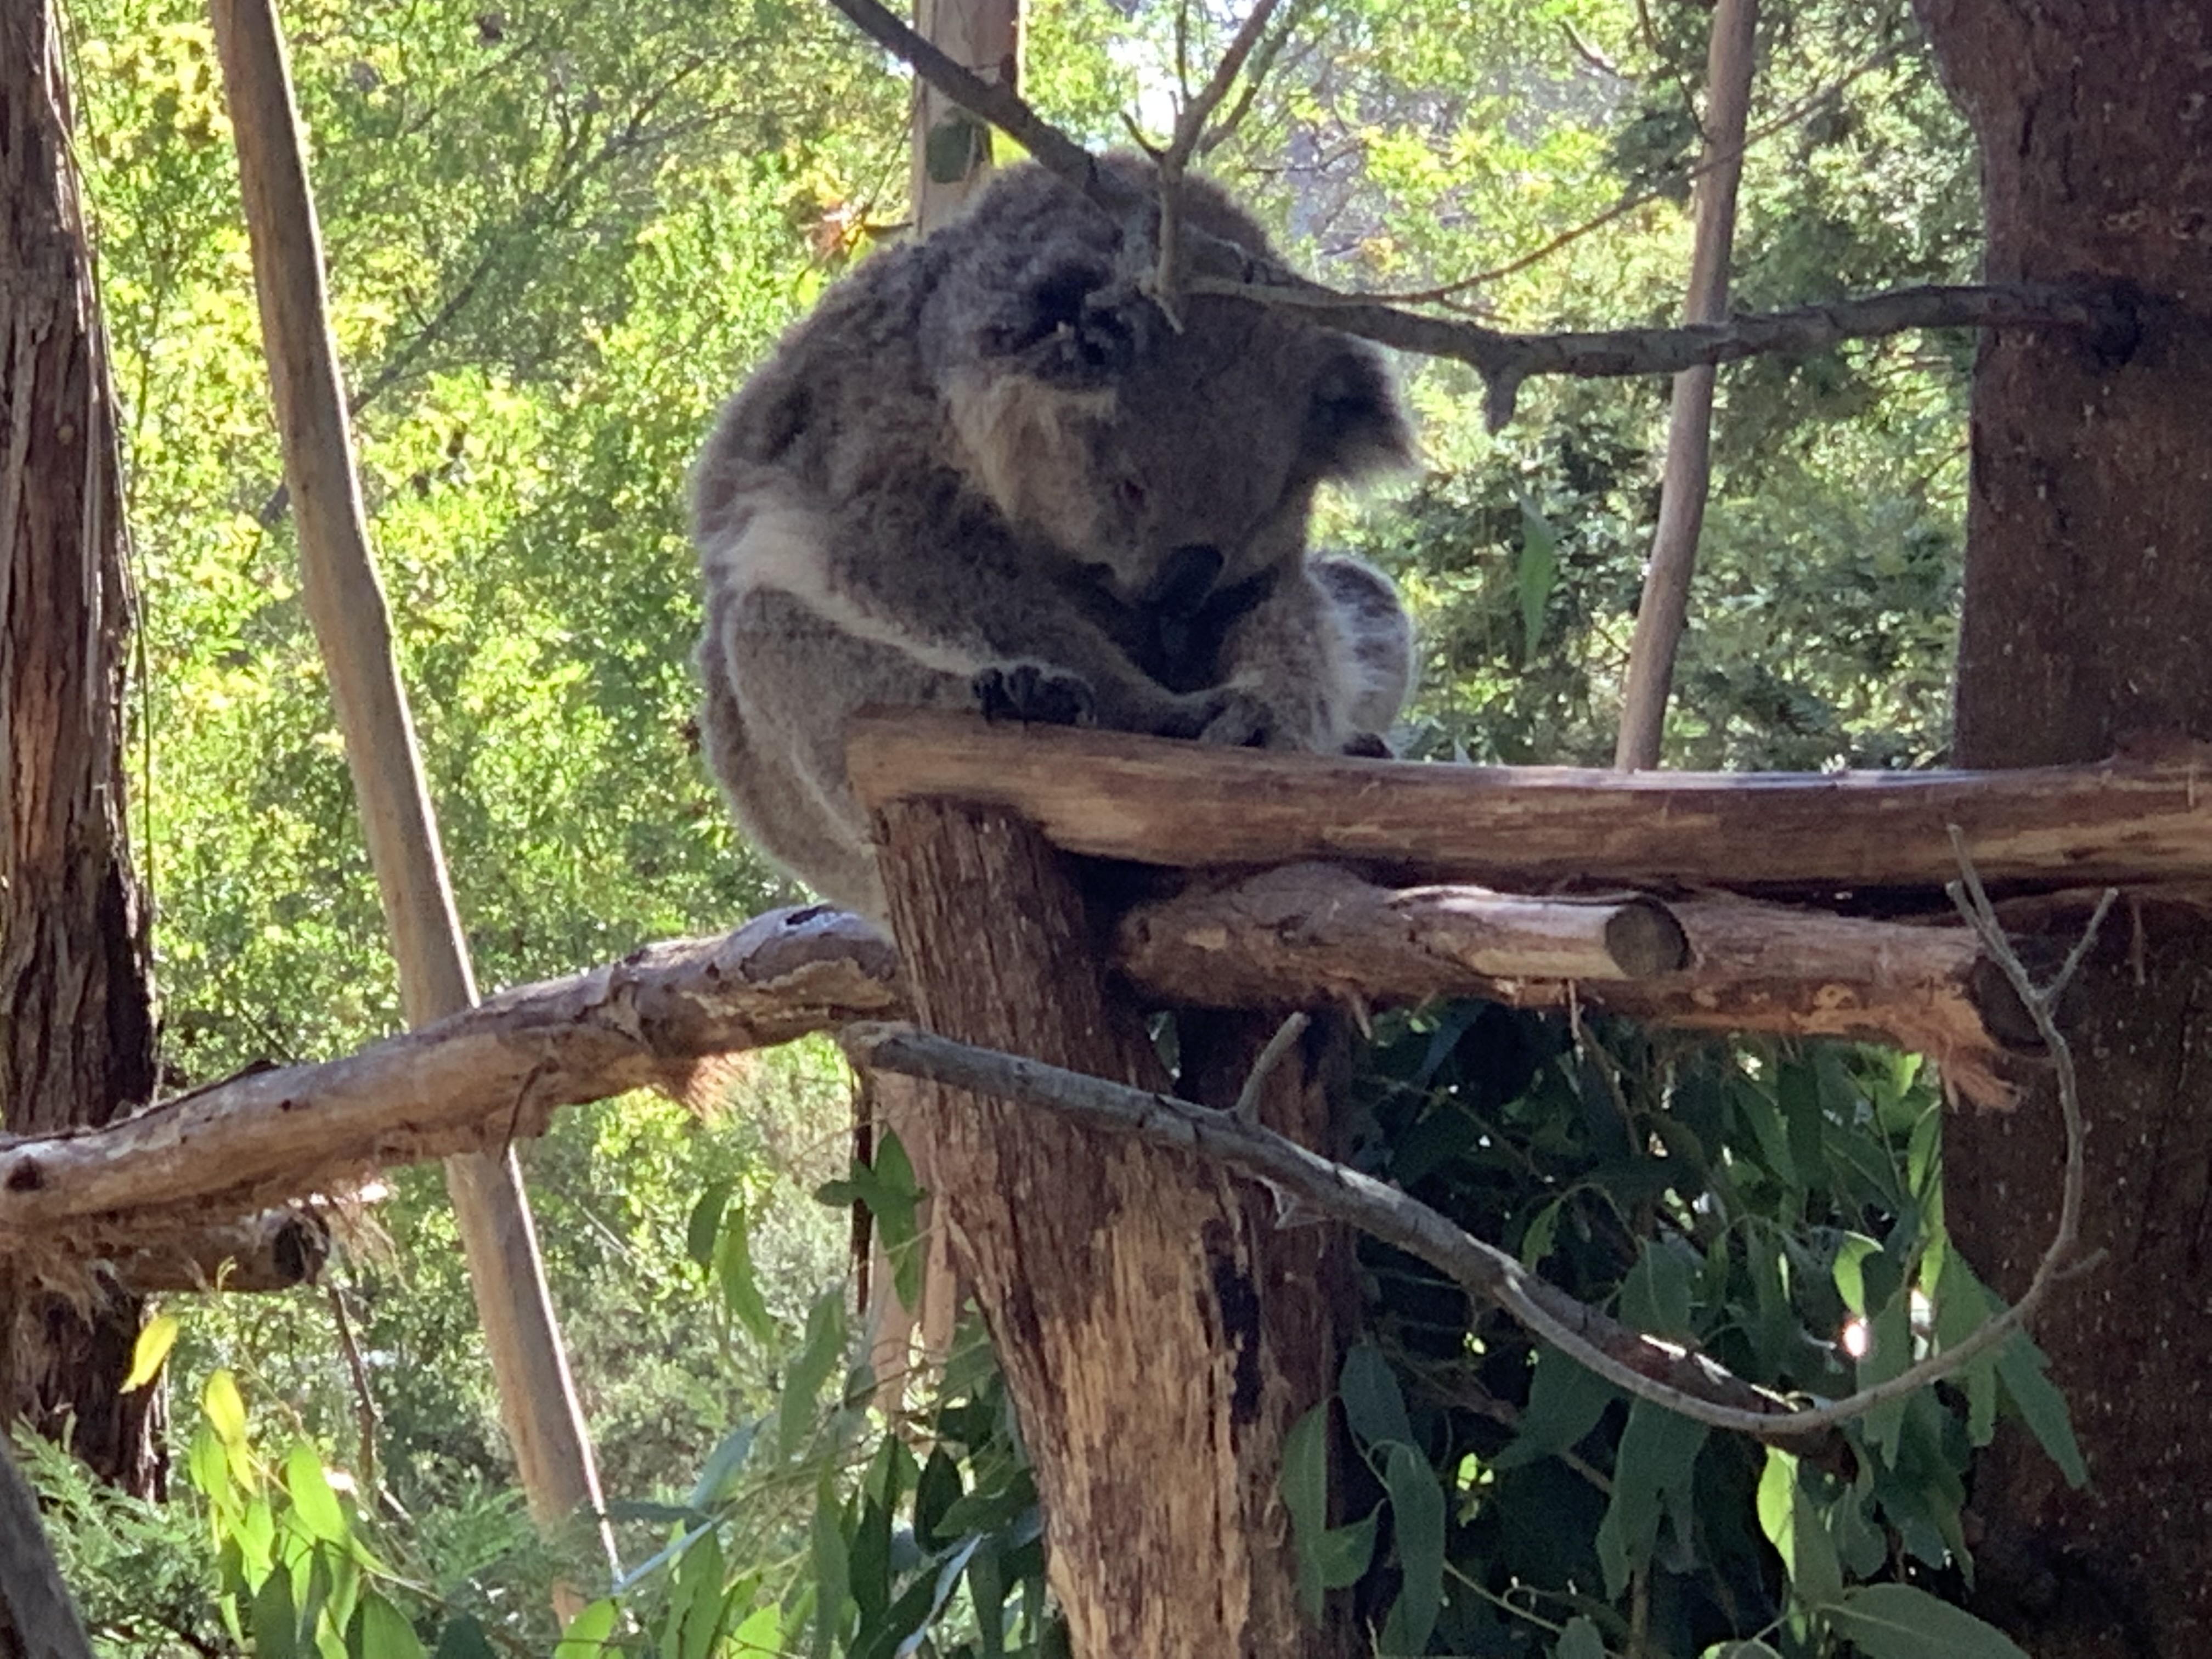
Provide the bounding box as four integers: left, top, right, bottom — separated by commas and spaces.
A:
849, 713, 2212, 894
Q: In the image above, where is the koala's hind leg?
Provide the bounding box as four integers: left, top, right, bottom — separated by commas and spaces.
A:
1207, 554, 1414, 753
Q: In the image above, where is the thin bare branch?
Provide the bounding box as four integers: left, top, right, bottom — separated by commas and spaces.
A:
1164, 0, 1282, 171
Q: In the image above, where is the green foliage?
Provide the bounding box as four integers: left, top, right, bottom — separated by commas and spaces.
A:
1264, 1005, 2075, 1655
32, 1371, 567, 1657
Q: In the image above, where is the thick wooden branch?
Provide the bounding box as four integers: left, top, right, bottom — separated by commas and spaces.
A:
0, 909, 901, 1238
1116, 864, 2028, 1106
849, 714, 2212, 896
822, 0, 2128, 425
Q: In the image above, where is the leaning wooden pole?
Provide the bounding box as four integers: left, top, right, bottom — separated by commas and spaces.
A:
207, 0, 616, 1595
1615, 0, 1759, 769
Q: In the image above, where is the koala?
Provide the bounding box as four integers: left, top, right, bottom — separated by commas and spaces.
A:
692, 155, 1415, 918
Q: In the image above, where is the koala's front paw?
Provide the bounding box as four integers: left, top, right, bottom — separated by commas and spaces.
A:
1340, 731, 1395, 759
974, 663, 1099, 728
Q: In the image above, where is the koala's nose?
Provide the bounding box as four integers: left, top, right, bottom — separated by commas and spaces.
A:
1144, 544, 1224, 617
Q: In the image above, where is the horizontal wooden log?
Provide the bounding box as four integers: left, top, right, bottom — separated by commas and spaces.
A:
0, 907, 902, 1238
848, 713, 2212, 894
1116, 865, 2027, 1106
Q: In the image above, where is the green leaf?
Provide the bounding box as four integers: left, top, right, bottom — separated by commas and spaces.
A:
715, 1205, 776, 1346
349, 1590, 425, 1659
809, 1483, 850, 1658
1825, 1584, 2029, 1659
673, 1530, 727, 1659
284, 1444, 348, 1545
1376, 1442, 1444, 1655
1832, 1233, 1882, 1317
1595, 1398, 1708, 1599
430, 1613, 497, 1659
1756, 1448, 1842, 1609
729, 1604, 781, 1656
124, 1312, 180, 1391
688, 1420, 760, 1509
1555, 1615, 1606, 1659
1776, 1057, 1829, 1195
685, 1179, 732, 1268
250, 1565, 300, 1659
1520, 1196, 1564, 1267
1701, 1643, 1785, 1659
1495, 1347, 1615, 1470
778, 1291, 848, 1460
553, 1598, 619, 1659
849, 1496, 891, 1629
205, 1368, 249, 1446
1340, 1342, 1413, 1452
1620, 1240, 1695, 1339
1995, 1336, 2087, 1488
1515, 497, 1559, 664
1280, 1402, 1331, 1620
1314, 1513, 1378, 1590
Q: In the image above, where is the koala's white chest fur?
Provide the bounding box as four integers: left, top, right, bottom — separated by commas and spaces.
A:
691, 156, 1414, 919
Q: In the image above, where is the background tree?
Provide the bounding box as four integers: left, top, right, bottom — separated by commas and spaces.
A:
1916, 1, 2212, 1650
0, 0, 160, 1498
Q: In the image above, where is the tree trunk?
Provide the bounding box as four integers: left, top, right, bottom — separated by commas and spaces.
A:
872, 802, 1354, 1658
1914, 2, 2212, 1649
0, 0, 161, 1497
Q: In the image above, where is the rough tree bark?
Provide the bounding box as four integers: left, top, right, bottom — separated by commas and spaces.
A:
1914, 2, 2212, 1650
873, 802, 1353, 1658
0, 0, 162, 1498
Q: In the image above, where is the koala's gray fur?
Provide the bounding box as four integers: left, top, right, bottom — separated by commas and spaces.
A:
693, 155, 1415, 917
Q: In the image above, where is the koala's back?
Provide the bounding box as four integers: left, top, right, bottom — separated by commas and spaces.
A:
692, 158, 1414, 918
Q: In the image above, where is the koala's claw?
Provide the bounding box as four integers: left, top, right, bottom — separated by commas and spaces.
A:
1340, 731, 1394, 759
974, 663, 1099, 728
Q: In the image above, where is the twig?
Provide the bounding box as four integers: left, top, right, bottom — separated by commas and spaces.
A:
1945, 828, 2106, 1296
1149, 0, 1283, 323
1232, 1011, 1308, 1125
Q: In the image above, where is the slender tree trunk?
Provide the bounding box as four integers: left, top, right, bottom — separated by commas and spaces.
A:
208, 0, 616, 1599
0, 0, 161, 1497
1914, 2, 2212, 1650
1614, 0, 1758, 770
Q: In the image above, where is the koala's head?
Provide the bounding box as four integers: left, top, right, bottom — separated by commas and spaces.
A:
920, 157, 1411, 609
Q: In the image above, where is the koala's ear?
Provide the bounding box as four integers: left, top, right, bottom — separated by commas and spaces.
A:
1305, 346, 1413, 480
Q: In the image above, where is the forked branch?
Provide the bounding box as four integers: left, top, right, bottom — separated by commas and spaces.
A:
822, 0, 2131, 425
